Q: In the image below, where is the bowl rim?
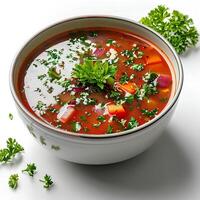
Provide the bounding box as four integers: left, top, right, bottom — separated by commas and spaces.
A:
9, 15, 184, 139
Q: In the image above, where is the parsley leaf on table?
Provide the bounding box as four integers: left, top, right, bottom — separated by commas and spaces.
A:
22, 163, 37, 177
8, 174, 19, 189
40, 174, 54, 189
0, 138, 24, 163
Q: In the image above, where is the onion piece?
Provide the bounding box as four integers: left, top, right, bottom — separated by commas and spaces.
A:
93, 48, 105, 57
72, 87, 85, 93
157, 75, 172, 88
57, 105, 75, 123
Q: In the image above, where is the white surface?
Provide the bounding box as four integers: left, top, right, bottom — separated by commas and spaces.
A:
0, 0, 200, 199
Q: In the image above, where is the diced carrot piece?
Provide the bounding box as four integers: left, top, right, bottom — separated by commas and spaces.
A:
146, 54, 162, 65
107, 104, 126, 118
115, 82, 136, 94
57, 105, 75, 123
146, 99, 157, 110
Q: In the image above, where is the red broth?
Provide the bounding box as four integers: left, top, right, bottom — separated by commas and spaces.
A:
19, 28, 174, 135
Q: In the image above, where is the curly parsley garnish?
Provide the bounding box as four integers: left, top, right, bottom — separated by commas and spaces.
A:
22, 163, 37, 177
72, 59, 117, 90
140, 5, 199, 54
40, 174, 54, 189
8, 174, 19, 189
0, 138, 24, 163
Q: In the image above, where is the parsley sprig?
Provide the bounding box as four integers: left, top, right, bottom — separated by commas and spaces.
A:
140, 5, 199, 54
72, 59, 117, 89
0, 138, 24, 163
8, 174, 19, 189
40, 174, 54, 189
22, 163, 37, 177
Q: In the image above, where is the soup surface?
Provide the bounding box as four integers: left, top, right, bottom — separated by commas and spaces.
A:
19, 28, 174, 135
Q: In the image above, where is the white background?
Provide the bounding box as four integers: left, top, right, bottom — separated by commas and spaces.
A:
1, 0, 200, 199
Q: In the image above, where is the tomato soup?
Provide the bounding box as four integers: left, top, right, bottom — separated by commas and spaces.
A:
19, 28, 174, 135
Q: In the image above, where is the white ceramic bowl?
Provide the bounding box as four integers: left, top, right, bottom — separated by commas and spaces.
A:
10, 16, 183, 165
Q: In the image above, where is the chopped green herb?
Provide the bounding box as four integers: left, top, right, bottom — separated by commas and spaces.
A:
142, 108, 158, 117
88, 31, 98, 37
40, 174, 53, 189
107, 125, 113, 134
109, 91, 121, 101
9, 113, 13, 120
106, 39, 116, 46
119, 73, 129, 84
140, 5, 199, 54
124, 95, 134, 104
143, 72, 158, 83
22, 163, 37, 177
8, 174, 19, 189
127, 117, 139, 129
130, 74, 135, 80
97, 115, 106, 122
121, 49, 135, 58
136, 82, 158, 100
137, 51, 144, 58
0, 138, 24, 163
80, 92, 96, 105
71, 122, 81, 132
35, 101, 47, 115
58, 79, 71, 89
48, 67, 61, 80
131, 64, 144, 71
125, 59, 134, 66
119, 119, 127, 127
38, 74, 46, 80
80, 115, 87, 121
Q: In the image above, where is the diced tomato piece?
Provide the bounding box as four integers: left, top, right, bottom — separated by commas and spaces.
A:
107, 104, 126, 118
57, 105, 75, 123
146, 54, 162, 65
115, 82, 136, 94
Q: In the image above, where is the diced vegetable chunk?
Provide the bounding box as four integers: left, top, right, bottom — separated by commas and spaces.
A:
157, 75, 172, 88
146, 54, 162, 64
115, 82, 136, 94
107, 104, 126, 118
57, 105, 75, 123
93, 48, 105, 57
